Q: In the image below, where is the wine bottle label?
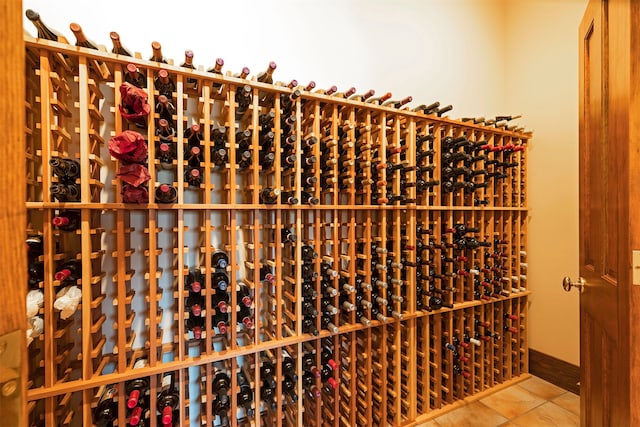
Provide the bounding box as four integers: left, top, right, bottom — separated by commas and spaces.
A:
161, 373, 172, 389
133, 358, 147, 370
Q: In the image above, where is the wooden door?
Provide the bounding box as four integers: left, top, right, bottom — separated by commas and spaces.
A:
578, 0, 640, 425
0, 0, 27, 425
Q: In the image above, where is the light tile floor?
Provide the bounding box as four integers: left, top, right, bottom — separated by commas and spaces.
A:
417, 376, 580, 427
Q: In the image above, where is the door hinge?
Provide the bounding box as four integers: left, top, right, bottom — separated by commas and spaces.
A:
0, 330, 22, 426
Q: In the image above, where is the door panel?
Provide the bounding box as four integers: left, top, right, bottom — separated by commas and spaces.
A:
579, 0, 631, 425
0, 0, 27, 425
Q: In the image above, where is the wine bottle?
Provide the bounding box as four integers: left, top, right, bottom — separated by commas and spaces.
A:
260, 264, 276, 283
236, 129, 252, 150
125, 63, 146, 88
301, 245, 318, 262
302, 300, 319, 317
365, 92, 392, 104
302, 174, 318, 188
181, 50, 198, 90
260, 385, 276, 411
237, 150, 252, 170
283, 79, 298, 89
69, 22, 99, 50
185, 145, 203, 168
52, 210, 80, 231
233, 66, 251, 79
28, 261, 44, 289
212, 310, 229, 334
281, 89, 301, 112
334, 87, 356, 98
463, 331, 482, 346
259, 151, 275, 169
504, 324, 519, 334
302, 316, 319, 336
184, 167, 202, 188
302, 352, 318, 374
281, 227, 297, 244
211, 270, 229, 291
185, 269, 204, 293
505, 312, 520, 321
50, 157, 80, 181
211, 250, 229, 269
237, 304, 254, 329
484, 329, 501, 340
302, 281, 318, 299
211, 289, 229, 315
213, 368, 231, 405
213, 397, 230, 427
321, 263, 339, 279
301, 191, 319, 206
154, 69, 175, 99
184, 124, 202, 147
186, 315, 204, 340
125, 358, 149, 409
322, 299, 339, 316
340, 296, 355, 312
155, 184, 177, 204
320, 345, 338, 369
25, 9, 66, 42
180, 50, 195, 71
93, 384, 118, 427
282, 374, 299, 402
350, 89, 375, 101
412, 101, 440, 114
321, 314, 339, 333
54, 259, 81, 283
257, 61, 277, 102
260, 354, 277, 389
453, 363, 471, 378
382, 96, 412, 109
260, 187, 281, 204
236, 371, 254, 417
236, 84, 253, 117
495, 114, 522, 122
157, 373, 179, 426
322, 281, 338, 297
208, 58, 225, 91
212, 124, 228, 145
128, 406, 149, 427
437, 105, 453, 116
302, 264, 318, 281
156, 142, 175, 170
156, 97, 176, 125
317, 85, 337, 96
257, 61, 277, 84
371, 307, 387, 322
186, 291, 205, 317
110, 31, 131, 56
259, 111, 276, 131
236, 282, 253, 308
150, 41, 167, 63
212, 147, 228, 168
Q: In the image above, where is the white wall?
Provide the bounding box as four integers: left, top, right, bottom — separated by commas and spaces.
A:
504, 0, 587, 366
23, 0, 507, 119
23, 0, 586, 365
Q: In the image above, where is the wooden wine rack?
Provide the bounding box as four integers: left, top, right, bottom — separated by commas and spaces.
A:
24, 32, 530, 427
